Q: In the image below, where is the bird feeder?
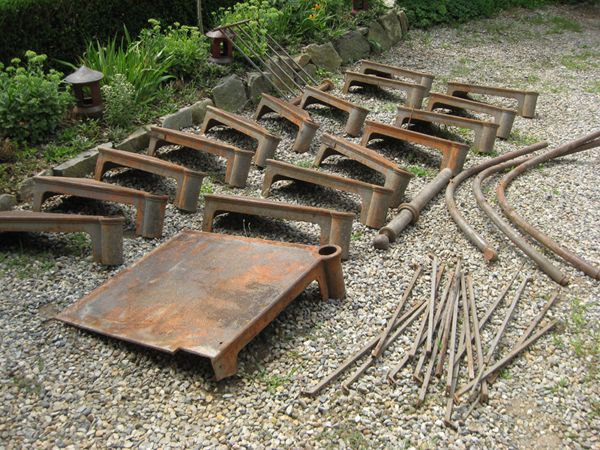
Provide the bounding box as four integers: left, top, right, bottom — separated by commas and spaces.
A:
64, 66, 104, 119
352, 0, 369, 13
207, 29, 234, 65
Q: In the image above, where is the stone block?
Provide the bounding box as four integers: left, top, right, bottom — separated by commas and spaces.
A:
116, 127, 150, 152
212, 74, 249, 112
367, 20, 393, 51
191, 99, 214, 125
0, 194, 17, 211
304, 42, 342, 72
161, 106, 194, 130
379, 10, 403, 44
334, 30, 371, 64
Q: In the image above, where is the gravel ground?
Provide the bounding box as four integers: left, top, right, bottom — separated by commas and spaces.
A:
1, 4, 599, 449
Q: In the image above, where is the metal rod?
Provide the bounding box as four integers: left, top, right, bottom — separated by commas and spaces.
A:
426, 256, 438, 354
412, 351, 427, 384
435, 264, 460, 377
473, 158, 569, 286
340, 301, 427, 391
372, 264, 422, 357
467, 274, 487, 399
497, 131, 600, 280
265, 34, 319, 85
446, 270, 461, 394
462, 272, 475, 379
374, 168, 454, 249
445, 141, 548, 261
417, 327, 441, 405
304, 300, 426, 396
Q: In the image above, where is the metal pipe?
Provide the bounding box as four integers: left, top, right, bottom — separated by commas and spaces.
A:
445, 141, 548, 261
473, 158, 569, 286
374, 168, 454, 250
497, 131, 600, 280
264, 35, 319, 86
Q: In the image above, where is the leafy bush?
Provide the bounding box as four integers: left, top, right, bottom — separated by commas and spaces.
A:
138, 20, 210, 80
0, 51, 71, 144
101, 74, 138, 129
79, 30, 173, 105
0, 0, 196, 65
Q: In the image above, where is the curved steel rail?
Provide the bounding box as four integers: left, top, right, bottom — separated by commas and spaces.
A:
445, 142, 548, 261
497, 131, 600, 280
473, 158, 569, 286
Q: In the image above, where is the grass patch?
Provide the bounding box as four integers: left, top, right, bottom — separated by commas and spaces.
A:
568, 298, 600, 382
524, 14, 582, 34
351, 230, 364, 242
256, 366, 297, 394
316, 422, 371, 450
0, 250, 56, 279
200, 177, 215, 195
509, 130, 540, 146
561, 50, 600, 72
585, 81, 600, 94
407, 165, 436, 178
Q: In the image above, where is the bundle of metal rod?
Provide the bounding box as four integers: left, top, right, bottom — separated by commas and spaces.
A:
214, 20, 319, 99
373, 168, 454, 250
473, 157, 569, 286
445, 141, 548, 261
496, 130, 600, 280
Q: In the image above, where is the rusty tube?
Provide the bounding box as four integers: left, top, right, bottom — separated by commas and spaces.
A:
473, 158, 569, 286
445, 141, 548, 261
373, 168, 453, 250
497, 131, 600, 280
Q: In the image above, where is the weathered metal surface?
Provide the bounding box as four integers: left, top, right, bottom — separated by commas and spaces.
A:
373, 168, 453, 249
254, 94, 320, 153
496, 131, 600, 280
446, 81, 539, 118
395, 105, 499, 154
56, 231, 345, 381
289, 80, 334, 106
314, 133, 413, 208
427, 93, 516, 140
342, 71, 427, 108
262, 159, 393, 229
95, 146, 206, 212
357, 60, 434, 94
148, 126, 253, 188
32, 176, 167, 239
200, 106, 281, 167
300, 86, 370, 136
473, 158, 569, 286
445, 141, 548, 261
202, 194, 354, 260
361, 121, 469, 175
0, 210, 124, 265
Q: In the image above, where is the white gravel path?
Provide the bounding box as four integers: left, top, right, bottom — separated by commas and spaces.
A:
1, 4, 599, 449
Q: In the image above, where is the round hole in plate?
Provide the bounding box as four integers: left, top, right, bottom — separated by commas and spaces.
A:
318, 245, 338, 256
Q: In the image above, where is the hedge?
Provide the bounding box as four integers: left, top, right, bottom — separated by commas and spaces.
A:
395, 0, 567, 28
0, 0, 197, 64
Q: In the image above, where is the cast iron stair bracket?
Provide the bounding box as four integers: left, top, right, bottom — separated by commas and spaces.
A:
254, 94, 320, 153
56, 231, 345, 381
357, 60, 435, 95
216, 20, 320, 99
299, 86, 370, 137
427, 93, 517, 140
395, 106, 500, 154
202, 194, 354, 260
342, 71, 428, 109
32, 176, 167, 239
261, 159, 393, 229
360, 120, 470, 175
95, 146, 206, 213
147, 126, 253, 188
314, 133, 414, 208
0, 210, 124, 266
446, 81, 539, 118
200, 106, 282, 168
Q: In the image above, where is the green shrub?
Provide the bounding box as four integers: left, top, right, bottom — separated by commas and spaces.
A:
0, 51, 72, 144
101, 74, 138, 129
139, 19, 210, 81
0, 0, 197, 65
79, 30, 173, 105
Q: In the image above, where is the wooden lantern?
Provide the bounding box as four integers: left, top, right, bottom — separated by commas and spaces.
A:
64, 66, 104, 119
207, 29, 234, 64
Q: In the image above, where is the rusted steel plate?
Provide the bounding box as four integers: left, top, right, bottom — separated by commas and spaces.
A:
56, 231, 345, 380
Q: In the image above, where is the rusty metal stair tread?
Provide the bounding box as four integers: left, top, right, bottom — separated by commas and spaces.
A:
315, 134, 413, 208
200, 106, 281, 167
446, 81, 539, 118
342, 71, 427, 108
0, 210, 124, 265
395, 106, 499, 154
95, 146, 206, 212
55, 231, 345, 380
357, 60, 434, 91
32, 176, 167, 239
254, 94, 319, 153
202, 194, 354, 260
147, 126, 253, 188
361, 120, 470, 175
262, 159, 393, 229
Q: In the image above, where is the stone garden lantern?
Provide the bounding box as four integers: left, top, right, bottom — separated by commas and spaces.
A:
206, 29, 234, 64
352, 0, 369, 13
64, 66, 104, 119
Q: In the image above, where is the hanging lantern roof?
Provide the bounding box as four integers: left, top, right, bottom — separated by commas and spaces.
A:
64, 66, 104, 85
